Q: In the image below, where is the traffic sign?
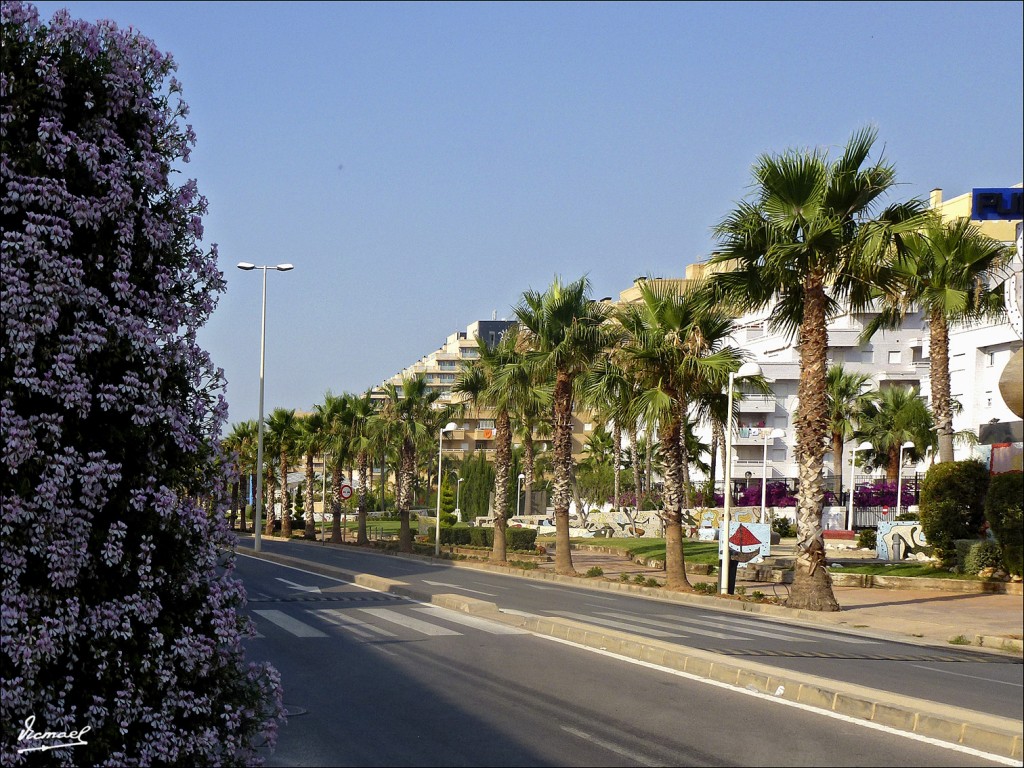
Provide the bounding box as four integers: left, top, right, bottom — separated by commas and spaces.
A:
339, 483, 353, 500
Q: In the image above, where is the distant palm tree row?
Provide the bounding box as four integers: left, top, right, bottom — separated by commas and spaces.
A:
221, 127, 1010, 612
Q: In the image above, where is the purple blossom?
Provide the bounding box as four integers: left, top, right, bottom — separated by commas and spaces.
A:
1, 3, 282, 764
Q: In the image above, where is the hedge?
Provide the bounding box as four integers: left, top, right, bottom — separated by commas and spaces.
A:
984, 472, 1023, 576
919, 460, 989, 567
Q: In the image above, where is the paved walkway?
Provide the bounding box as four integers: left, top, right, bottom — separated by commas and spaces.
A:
537, 544, 1024, 653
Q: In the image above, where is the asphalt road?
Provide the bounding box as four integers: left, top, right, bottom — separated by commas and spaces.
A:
236, 537, 1023, 718
234, 549, 1015, 767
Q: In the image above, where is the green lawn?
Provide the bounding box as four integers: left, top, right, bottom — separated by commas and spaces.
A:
827, 563, 986, 580
548, 537, 721, 565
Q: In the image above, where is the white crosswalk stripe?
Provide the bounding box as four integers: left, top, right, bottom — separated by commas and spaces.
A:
694, 613, 881, 645
358, 607, 461, 636
599, 611, 812, 643
253, 609, 327, 638
411, 606, 530, 634
545, 611, 685, 638
310, 609, 397, 638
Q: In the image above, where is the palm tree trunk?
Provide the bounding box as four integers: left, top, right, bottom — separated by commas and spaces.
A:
264, 469, 276, 536
552, 373, 577, 575
708, 428, 719, 500
630, 425, 642, 506
786, 273, 839, 611
677, 401, 693, 510
280, 453, 292, 538
929, 308, 955, 463
659, 409, 692, 591
491, 409, 512, 563
399, 439, 415, 552
357, 451, 369, 545
612, 421, 622, 517
832, 432, 845, 500
523, 432, 535, 518
330, 465, 343, 543
303, 453, 316, 539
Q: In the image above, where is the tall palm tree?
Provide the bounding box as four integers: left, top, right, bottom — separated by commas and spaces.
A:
295, 410, 328, 540
454, 329, 522, 563
616, 280, 742, 590
265, 408, 300, 538
222, 420, 257, 531
348, 391, 376, 545
825, 365, 878, 498
856, 386, 933, 481
370, 376, 448, 552
317, 392, 352, 543
707, 126, 925, 611
515, 276, 616, 576
865, 215, 1010, 463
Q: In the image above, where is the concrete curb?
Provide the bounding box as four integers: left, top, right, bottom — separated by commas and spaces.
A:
246, 548, 1023, 761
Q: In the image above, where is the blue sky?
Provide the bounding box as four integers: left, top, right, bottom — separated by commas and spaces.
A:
30, 1, 1024, 428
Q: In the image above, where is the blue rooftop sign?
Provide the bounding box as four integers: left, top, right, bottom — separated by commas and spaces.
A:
972, 188, 1023, 220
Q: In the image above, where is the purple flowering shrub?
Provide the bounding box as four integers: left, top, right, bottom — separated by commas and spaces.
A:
1, 3, 282, 765
853, 480, 917, 508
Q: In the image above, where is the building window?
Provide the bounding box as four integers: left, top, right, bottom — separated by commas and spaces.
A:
584, 423, 593, 432
888, 350, 901, 364
478, 419, 495, 430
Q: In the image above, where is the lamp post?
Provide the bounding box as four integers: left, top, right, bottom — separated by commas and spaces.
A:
516, 473, 526, 519
435, 422, 457, 556
760, 428, 785, 524
896, 440, 915, 516
721, 362, 763, 594
236, 261, 293, 552
846, 441, 872, 530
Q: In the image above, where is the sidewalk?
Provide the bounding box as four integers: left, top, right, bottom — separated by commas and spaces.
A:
537, 544, 1024, 654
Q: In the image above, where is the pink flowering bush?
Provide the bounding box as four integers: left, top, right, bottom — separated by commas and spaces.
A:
1, 3, 282, 764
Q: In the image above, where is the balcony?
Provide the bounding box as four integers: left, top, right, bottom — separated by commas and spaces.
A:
736, 395, 776, 414
732, 426, 786, 446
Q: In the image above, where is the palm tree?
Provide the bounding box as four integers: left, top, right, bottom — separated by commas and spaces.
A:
371, 376, 448, 552
514, 276, 616, 576
825, 365, 878, 498
348, 391, 376, 545
316, 392, 352, 542
454, 329, 522, 563
222, 420, 257, 531
706, 125, 925, 611
265, 408, 300, 538
865, 215, 1010, 463
616, 280, 742, 590
856, 386, 933, 480
295, 411, 328, 540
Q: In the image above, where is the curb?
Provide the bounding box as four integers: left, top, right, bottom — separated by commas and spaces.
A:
245, 547, 1023, 761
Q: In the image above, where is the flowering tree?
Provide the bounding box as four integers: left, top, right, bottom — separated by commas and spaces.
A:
1, 3, 282, 764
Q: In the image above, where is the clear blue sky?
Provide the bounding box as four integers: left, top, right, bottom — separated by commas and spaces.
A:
30, 1, 1024, 429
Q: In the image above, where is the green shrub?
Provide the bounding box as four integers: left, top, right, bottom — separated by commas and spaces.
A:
585, 566, 604, 577
772, 517, 795, 538
619, 573, 631, 582
919, 460, 989, 567
857, 528, 877, 550
984, 472, 1023, 576
469, 527, 492, 547
505, 527, 538, 551
962, 540, 1004, 576
431, 527, 471, 546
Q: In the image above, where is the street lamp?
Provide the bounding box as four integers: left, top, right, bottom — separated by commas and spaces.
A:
455, 476, 464, 522
846, 441, 872, 530
435, 422, 457, 556
236, 261, 294, 552
516, 472, 526, 519
896, 440, 915, 516
760, 428, 785, 524
721, 362, 763, 594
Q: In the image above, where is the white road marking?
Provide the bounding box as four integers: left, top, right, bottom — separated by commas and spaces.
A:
412, 606, 529, 634
697, 613, 882, 645
546, 611, 683, 638
538, 634, 1021, 767
275, 577, 322, 593
253, 609, 327, 638
422, 580, 497, 596
610, 612, 814, 643
560, 725, 662, 767
311, 609, 397, 638
909, 664, 1024, 687
358, 608, 461, 636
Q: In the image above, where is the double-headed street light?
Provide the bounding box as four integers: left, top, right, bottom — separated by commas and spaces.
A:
760, 428, 785, 524
236, 261, 294, 552
896, 440, 915, 516
516, 473, 526, 518
846, 441, 872, 530
435, 422, 458, 556
721, 362, 763, 594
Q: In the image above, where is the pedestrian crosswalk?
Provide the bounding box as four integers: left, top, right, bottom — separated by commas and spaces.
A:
250, 603, 530, 641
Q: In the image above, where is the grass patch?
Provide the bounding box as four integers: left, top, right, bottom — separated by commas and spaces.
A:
828, 563, 983, 580
561, 538, 720, 565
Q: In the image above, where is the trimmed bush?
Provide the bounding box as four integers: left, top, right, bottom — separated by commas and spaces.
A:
919, 460, 989, 566
984, 472, 1023, 576
963, 540, 1004, 575
505, 527, 538, 551
857, 528, 877, 550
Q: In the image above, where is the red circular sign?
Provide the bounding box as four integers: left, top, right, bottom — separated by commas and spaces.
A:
339, 483, 353, 500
